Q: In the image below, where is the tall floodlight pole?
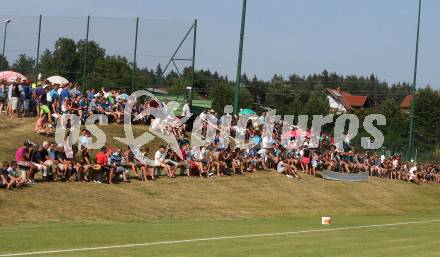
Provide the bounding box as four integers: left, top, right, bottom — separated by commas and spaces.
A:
234, 0, 247, 114
407, 0, 422, 161
1, 19, 12, 70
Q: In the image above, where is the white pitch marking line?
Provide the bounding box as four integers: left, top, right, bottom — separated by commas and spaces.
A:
1, 219, 439, 257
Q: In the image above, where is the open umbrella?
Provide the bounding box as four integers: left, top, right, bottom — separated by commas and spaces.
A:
0, 71, 27, 83
117, 93, 129, 101
46, 75, 69, 85
239, 108, 256, 115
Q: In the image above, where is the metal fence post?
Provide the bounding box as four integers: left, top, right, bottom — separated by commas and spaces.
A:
82, 15, 90, 88
234, 0, 248, 114
131, 17, 139, 93
190, 19, 197, 106
407, 0, 422, 161
35, 15, 42, 81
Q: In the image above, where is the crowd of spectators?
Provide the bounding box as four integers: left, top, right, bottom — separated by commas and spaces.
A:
1, 78, 439, 190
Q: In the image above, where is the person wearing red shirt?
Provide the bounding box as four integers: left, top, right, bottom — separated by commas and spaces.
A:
95, 148, 108, 166
92, 147, 108, 183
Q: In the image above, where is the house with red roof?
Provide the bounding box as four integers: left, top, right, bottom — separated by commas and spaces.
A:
326, 87, 368, 113
400, 95, 412, 114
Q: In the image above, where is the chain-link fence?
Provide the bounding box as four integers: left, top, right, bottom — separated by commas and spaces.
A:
0, 15, 196, 92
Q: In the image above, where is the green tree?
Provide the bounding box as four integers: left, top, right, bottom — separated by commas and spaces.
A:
373, 99, 406, 153
209, 82, 252, 114
12, 54, 36, 76
305, 93, 329, 116
39, 49, 54, 79
155, 64, 163, 85
210, 82, 233, 114
87, 55, 131, 88
51, 38, 80, 82
77, 40, 106, 86
414, 87, 440, 152
0, 54, 9, 70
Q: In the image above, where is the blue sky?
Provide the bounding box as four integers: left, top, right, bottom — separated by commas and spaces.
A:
1, 0, 439, 88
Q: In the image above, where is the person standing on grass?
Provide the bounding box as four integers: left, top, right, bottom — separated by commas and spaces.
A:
0, 79, 6, 113
39, 86, 53, 123
33, 82, 44, 116
302, 145, 311, 174
311, 151, 319, 177
182, 99, 191, 118
6, 81, 13, 116
22, 80, 32, 116
10, 82, 20, 118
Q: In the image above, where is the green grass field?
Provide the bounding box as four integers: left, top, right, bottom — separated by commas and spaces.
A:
1, 116, 440, 256
1, 214, 440, 257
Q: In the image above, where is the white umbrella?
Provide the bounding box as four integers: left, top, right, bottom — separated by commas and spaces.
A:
46, 75, 69, 85
117, 93, 129, 100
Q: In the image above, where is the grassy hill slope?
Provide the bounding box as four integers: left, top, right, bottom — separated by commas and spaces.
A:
1, 116, 440, 226
1, 173, 440, 225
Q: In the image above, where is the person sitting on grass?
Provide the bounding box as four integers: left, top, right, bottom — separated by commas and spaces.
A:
154, 145, 175, 178
73, 146, 91, 182
15, 141, 36, 184
108, 149, 129, 184
408, 163, 419, 185
123, 148, 143, 181
34, 114, 54, 136
277, 157, 300, 179
138, 147, 155, 181
55, 145, 69, 181
310, 151, 319, 177
7, 161, 26, 189
164, 147, 188, 177
1, 161, 14, 190
93, 146, 109, 184
177, 144, 192, 177
31, 145, 49, 181
45, 142, 60, 181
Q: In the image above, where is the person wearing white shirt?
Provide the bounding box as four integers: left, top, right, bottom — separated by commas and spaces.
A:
181, 99, 191, 117
392, 158, 399, 169
380, 154, 386, 164
56, 86, 63, 100
7, 83, 13, 99
409, 165, 418, 183
46, 86, 53, 104
261, 134, 272, 149
6, 84, 13, 116
277, 160, 285, 174
154, 145, 174, 178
